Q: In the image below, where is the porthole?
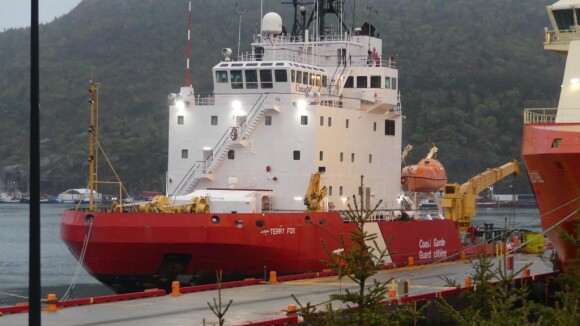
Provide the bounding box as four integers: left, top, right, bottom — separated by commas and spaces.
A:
211, 216, 220, 224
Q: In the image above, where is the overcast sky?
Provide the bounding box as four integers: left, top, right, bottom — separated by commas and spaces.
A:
0, 0, 82, 31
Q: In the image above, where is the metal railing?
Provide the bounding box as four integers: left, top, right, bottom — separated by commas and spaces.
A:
523, 108, 557, 124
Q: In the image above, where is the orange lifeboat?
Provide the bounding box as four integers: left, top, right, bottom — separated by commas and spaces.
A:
401, 147, 447, 193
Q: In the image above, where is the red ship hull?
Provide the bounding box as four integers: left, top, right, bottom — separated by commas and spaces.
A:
521, 122, 580, 268
61, 210, 463, 293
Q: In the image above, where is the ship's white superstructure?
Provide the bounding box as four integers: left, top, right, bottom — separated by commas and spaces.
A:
167, 7, 402, 212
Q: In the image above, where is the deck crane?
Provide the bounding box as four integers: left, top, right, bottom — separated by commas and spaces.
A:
304, 172, 328, 212
442, 159, 520, 232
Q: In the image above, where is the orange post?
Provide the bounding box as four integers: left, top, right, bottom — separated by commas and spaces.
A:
523, 268, 531, 278
460, 250, 466, 260
464, 277, 472, 288
269, 271, 278, 284
513, 235, 519, 247
388, 288, 396, 298
407, 256, 414, 267
287, 304, 297, 315
43, 293, 59, 311
171, 281, 182, 296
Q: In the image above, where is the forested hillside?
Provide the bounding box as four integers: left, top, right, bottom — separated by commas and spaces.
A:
0, 0, 562, 195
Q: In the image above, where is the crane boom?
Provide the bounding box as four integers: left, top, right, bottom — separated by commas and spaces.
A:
442, 159, 520, 232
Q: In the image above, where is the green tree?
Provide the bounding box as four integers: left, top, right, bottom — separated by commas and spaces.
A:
294, 180, 417, 325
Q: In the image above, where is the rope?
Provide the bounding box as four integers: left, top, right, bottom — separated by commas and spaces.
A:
0, 290, 29, 300
61, 217, 94, 301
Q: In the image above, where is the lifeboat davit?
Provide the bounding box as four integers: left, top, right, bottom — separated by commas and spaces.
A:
401, 147, 447, 193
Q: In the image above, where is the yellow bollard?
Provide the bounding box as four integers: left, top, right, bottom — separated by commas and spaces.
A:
464, 277, 472, 288
407, 256, 414, 267
269, 271, 278, 284
388, 288, 396, 298
171, 281, 182, 296
43, 293, 60, 311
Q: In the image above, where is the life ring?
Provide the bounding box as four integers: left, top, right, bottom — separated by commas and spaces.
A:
230, 127, 239, 141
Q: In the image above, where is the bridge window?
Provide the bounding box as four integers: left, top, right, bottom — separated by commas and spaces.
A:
303, 71, 309, 85
357, 76, 367, 88
260, 70, 273, 88
216, 70, 228, 83
275, 69, 288, 82
296, 71, 303, 84
371, 76, 381, 88
230, 70, 243, 89
245, 70, 258, 89
181, 149, 188, 159
322, 75, 327, 87
291, 70, 296, 82
385, 77, 391, 89
385, 120, 395, 135
553, 9, 575, 30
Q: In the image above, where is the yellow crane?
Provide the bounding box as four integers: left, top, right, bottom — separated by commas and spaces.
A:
442, 159, 520, 232
304, 173, 328, 212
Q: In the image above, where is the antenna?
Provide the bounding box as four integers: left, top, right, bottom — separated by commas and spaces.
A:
185, 1, 192, 87
235, 2, 246, 59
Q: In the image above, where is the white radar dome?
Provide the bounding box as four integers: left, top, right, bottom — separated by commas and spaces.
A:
262, 12, 282, 35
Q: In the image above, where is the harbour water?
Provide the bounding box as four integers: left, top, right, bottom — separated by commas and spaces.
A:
0, 204, 541, 307
0, 204, 113, 307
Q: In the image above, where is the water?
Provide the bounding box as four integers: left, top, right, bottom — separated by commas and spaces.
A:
0, 204, 113, 307
473, 207, 542, 232
0, 204, 542, 307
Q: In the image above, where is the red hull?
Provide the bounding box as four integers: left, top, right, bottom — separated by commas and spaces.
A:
61, 210, 463, 293
521, 123, 580, 267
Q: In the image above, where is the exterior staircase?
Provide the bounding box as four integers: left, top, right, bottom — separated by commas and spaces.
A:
173, 94, 271, 195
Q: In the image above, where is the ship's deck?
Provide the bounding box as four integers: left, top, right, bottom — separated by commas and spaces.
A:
1, 252, 555, 325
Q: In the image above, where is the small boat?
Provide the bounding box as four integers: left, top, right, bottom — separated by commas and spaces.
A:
57, 188, 102, 204
401, 146, 447, 193
0, 192, 21, 203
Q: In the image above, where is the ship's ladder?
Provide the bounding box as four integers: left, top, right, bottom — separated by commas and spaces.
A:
173, 94, 271, 195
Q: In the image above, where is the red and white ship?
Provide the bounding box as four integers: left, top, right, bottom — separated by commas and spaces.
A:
522, 0, 580, 269
62, 1, 469, 293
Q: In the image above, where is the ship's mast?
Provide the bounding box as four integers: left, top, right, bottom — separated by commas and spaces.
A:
185, 1, 192, 87
88, 81, 99, 211
283, 0, 350, 38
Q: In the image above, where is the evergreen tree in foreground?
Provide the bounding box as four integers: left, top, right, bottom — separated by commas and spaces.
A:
293, 178, 417, 325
